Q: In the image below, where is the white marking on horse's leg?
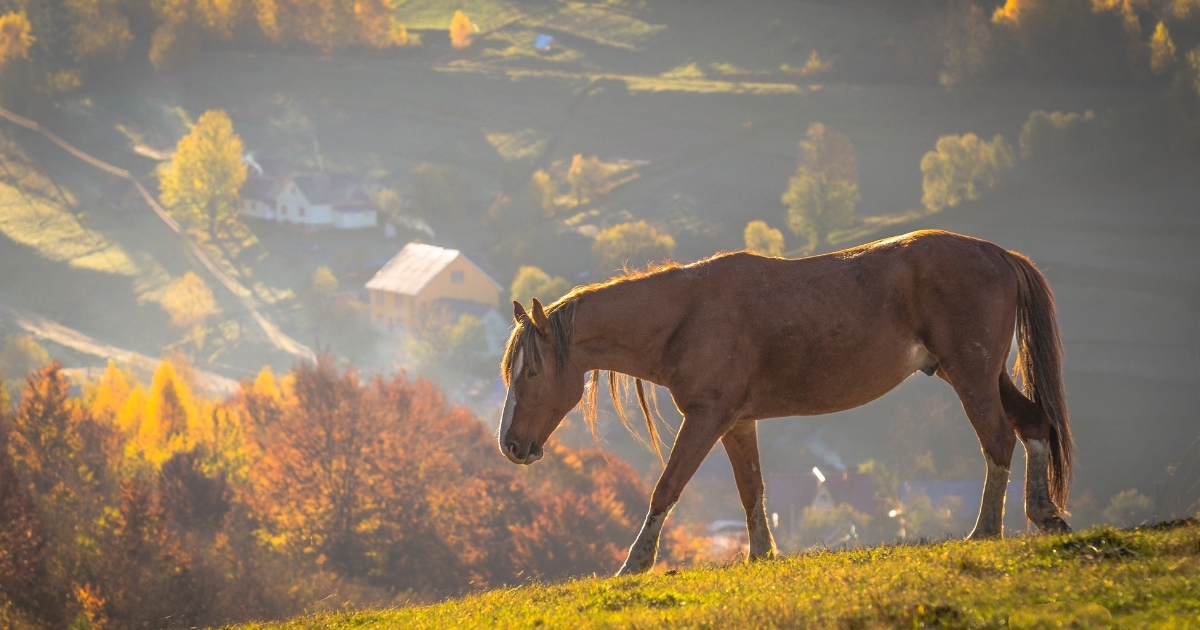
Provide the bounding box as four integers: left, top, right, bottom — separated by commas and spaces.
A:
497, 349, 523, 455
747, 496, 778, 559
968, 453, 1008, 540
617, 507, 671, 575
1023, 439, 1070, 533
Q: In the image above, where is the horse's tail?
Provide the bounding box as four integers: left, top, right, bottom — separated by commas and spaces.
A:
1005, 251, 1073, 508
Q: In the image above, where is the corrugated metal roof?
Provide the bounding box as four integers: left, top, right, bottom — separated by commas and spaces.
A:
365, 243, 501, 296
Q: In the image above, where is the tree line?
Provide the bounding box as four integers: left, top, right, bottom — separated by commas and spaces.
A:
0, 356, 709, 628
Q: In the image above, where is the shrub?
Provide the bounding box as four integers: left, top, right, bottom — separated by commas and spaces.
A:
450, 10, 472, 49
1018, 109, 1100, 159
511, 266, 571, 307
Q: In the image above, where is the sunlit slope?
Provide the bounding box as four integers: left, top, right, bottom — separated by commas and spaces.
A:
235, 521, 1200, 629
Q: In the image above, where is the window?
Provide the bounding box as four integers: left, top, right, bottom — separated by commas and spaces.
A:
451, 270, 464, 283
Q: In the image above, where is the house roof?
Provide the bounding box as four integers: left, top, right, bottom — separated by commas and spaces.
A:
366, 243, 502, 296
241, 176, 281, 202
767, 472, 876, 515
292, 173, 369, 206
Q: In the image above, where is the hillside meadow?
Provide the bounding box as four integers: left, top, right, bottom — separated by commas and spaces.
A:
233, 520, 1200, 629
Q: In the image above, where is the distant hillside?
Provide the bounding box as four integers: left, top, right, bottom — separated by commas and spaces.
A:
233, 520, 1200, 629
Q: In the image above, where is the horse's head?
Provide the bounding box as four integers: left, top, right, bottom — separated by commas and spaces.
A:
498, 298, 585, 465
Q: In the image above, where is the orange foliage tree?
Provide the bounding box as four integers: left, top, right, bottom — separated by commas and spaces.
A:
450, 10, 472, 49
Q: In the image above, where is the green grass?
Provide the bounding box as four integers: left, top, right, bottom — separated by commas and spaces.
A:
232, 520, 1200, 629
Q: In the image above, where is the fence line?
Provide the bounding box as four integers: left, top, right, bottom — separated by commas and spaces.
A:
0, 105, 316, 362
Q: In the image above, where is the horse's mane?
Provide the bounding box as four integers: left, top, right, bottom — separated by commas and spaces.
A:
501, 261, 690, 462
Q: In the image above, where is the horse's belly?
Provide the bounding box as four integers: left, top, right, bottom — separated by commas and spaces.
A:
749, 341, 935, 418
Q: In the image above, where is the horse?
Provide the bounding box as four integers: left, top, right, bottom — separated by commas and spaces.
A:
497, 229, 1072, 575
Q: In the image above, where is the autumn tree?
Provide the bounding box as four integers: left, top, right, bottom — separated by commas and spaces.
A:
510, 265, 571, 307
938, 0, 992, 89
161, 272, 217, 349
159, 110, 247, 238
743, 220, 784, 256
567, 154, 614, 205
1018, 109, 1100, 159
355, 0, 408, 48
920, 132, 1014, 212
450, 10, 472, 49
529, 169, 557, 217
65, 0, 133, 70
1151, 22, 1176, 76
781, 122, 860, 252
0, 12, 33, 71
592, 220, 676, 271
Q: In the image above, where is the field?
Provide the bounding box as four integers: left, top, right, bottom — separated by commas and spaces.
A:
233, 520, 1200, 628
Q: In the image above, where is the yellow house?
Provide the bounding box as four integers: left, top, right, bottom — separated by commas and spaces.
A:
366, 242, 502, 331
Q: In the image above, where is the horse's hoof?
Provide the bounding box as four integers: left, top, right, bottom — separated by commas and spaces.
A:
966, 529, 1002, 541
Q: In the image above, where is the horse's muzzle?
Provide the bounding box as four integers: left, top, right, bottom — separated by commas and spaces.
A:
503, 438, 543, 465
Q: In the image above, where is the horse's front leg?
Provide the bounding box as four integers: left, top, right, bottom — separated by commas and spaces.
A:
617, 409, 730, 576
721, 418, 777, 560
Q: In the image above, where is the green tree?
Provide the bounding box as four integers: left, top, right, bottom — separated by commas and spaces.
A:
312, 266, 339, 294
510, 266, 571, 306
0, 336, 50, 382
159, 110, 247, 238
920, 133, 1014, 212
592, 221, 676, 270
781, 123, 859, 252
529, 169, 557, 217
743, 220, 784, 257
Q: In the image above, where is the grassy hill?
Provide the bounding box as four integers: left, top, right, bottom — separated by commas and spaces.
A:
234, 520, 1200, 629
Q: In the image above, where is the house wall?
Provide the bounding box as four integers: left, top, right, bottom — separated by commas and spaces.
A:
240, 198, 275, 220
368, 254, 500, 333
413, 255, 500, 310
333, 209, 378, 230
275, 185, 333, 226
369, 290, 409, 332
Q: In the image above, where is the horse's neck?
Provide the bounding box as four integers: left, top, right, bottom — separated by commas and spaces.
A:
572, 273, 684, 383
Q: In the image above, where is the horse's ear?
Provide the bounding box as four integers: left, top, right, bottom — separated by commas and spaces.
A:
513, 300, 528, 325
531, 298, 551, 336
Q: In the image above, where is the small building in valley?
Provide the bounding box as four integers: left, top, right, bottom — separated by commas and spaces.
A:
365, 243, 502, 332
238, 163, 378, 230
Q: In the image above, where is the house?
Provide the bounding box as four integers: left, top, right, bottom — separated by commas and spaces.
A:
365, 243, 503, 332
766, 471, 875, 521
238, 162, 378, 230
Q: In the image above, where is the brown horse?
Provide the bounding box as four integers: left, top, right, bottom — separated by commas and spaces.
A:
498, 230, 1072, 575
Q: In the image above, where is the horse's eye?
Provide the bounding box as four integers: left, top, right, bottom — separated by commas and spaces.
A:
527, 368, 538, 378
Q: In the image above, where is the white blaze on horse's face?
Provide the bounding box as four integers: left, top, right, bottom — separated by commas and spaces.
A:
498, 349, 537, 464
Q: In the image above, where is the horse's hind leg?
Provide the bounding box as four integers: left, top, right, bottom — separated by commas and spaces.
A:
999, 374, 1071, 533
939, 367, 1015, 539
721, 419, 778, 560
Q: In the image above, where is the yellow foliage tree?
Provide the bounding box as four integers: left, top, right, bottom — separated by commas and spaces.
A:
592, 221, 676, 271
158, 110, 247, 238
743, 220, 784, 257
161, 272, 217, 349
1150, 22, 1176, 75
450, 10, 472, 49
567, 154, 621, 206
355, 0, 408, 48
0, 12, 34, 70
782, 122, 859, 251
133, 360, 201, 466
920, 133, 1014, 212
85, 361, 134, 425
510, 266, 571, 307
65, 0, 133, 67
0, 335, 50, 381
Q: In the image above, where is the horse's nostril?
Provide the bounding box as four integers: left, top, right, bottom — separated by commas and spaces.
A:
529, 440, 540, 454
506, 441, 519, 455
